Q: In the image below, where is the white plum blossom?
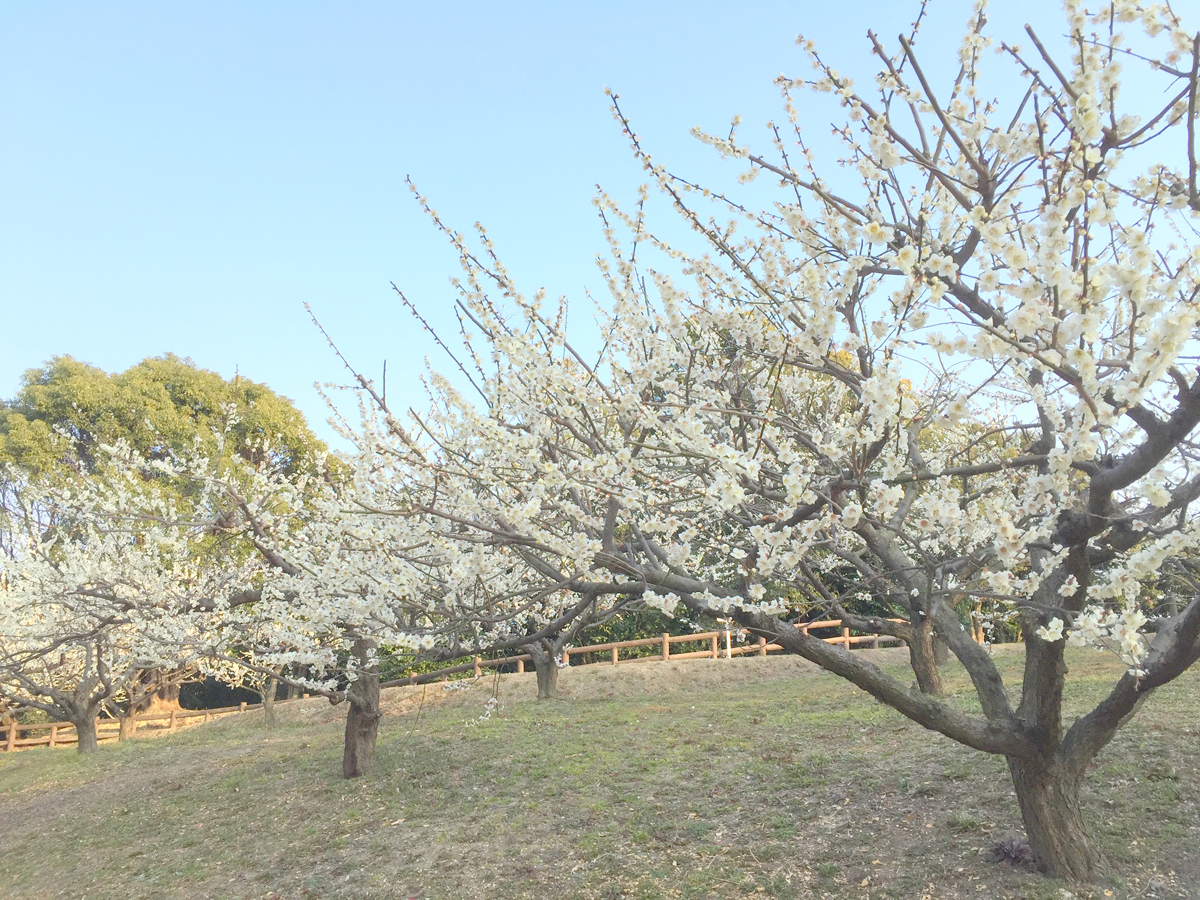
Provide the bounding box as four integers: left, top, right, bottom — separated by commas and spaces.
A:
1036, 618, 1065, 642
640, 590, 680, 617
300, 0, 1200, 877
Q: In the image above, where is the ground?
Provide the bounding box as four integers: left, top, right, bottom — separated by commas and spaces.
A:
0, 646, 1197, 900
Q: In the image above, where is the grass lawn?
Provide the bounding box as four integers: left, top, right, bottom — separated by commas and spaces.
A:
1, 646, 1197, 900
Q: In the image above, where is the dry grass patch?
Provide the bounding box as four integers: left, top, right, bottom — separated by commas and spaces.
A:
1, 647, 1197, 899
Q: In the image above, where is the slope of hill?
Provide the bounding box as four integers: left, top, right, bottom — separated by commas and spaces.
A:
1, 648, 1196, 900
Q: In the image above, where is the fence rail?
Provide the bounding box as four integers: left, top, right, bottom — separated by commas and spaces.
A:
386, 619, 904, 687
1, 701, 269, 752
3, 619, 906, 752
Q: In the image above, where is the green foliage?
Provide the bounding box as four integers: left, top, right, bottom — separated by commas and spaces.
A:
0, 354, 327, 481
0, 356, 334, 704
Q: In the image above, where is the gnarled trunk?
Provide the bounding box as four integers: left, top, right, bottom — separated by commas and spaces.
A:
119, 669, 184, 740
907, 619, 945, 695
343, 688, 379, 778
118, 713, 137, 741
1008, 756, 1098, 882
149, 681, 182, 712
260, 680, 278, 727
342, 639, 381, 779
129, 669, 185, 716
72, 712, 99, 754
523, 642, 559, 700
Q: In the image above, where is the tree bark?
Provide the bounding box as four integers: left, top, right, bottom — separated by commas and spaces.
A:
933, 634, 950, 666
149, 681, 182, 712
73, 713, 99, 754
908, 618, 945, 695
260, 679, 277, 727
1008, 756, 1099, 882
343, 688, 379, 778
285, 664, 309, 700
524, 642, 559, 700
342, 640, 381, 779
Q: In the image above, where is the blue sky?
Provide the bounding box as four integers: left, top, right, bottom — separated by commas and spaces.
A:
2, 1, 1089, 447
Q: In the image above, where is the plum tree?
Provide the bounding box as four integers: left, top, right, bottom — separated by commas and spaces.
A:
357, 0, 1200, 880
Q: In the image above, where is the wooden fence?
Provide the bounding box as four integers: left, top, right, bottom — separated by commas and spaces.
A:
2, 619, 903, 752
385, 619, 903, 687
1, 701, 267, 752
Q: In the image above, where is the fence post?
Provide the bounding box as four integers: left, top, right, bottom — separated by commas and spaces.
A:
710, 634, 718, 658
561, 648, 570, 666
611, 646, 619, 665
168, 710, 178, 733
48, 725, 58, 748
662, 633, 670, 661
5, 718, 15, 752
239, 701, 247, 713
474, 656, 482, 677
724, 628, 732, 660
842, 626, 852, 650
517, 658, 524, 674
758, 636, 767, 656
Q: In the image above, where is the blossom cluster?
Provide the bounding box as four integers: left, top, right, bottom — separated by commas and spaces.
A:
7, 1, 1200, 725
1037, 606, 1151, 674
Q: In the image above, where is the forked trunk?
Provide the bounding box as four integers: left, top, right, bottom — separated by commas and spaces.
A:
1008, 756, 1098, 882
342, 640, 381, 779
908, 619, 945, 695
73, 714, 99, 754
524, 643, 559, 700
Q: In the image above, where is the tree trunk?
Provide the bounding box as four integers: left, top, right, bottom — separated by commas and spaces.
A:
343, 688, 380, 778
149, 681, 182, 712
286, 664, 309, 700
908, 619, 945, 695
73, 713, 99, 755
524, 643, 559, 700
342, 640, 380, 779
260, 680, 277, 727
129, 669, 185, 717
1008, 756, 1099, 882
933, 634, 950, 666
118, 714, 136, 741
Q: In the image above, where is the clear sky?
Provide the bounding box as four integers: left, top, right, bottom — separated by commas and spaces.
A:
1, 1, 1097, 447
